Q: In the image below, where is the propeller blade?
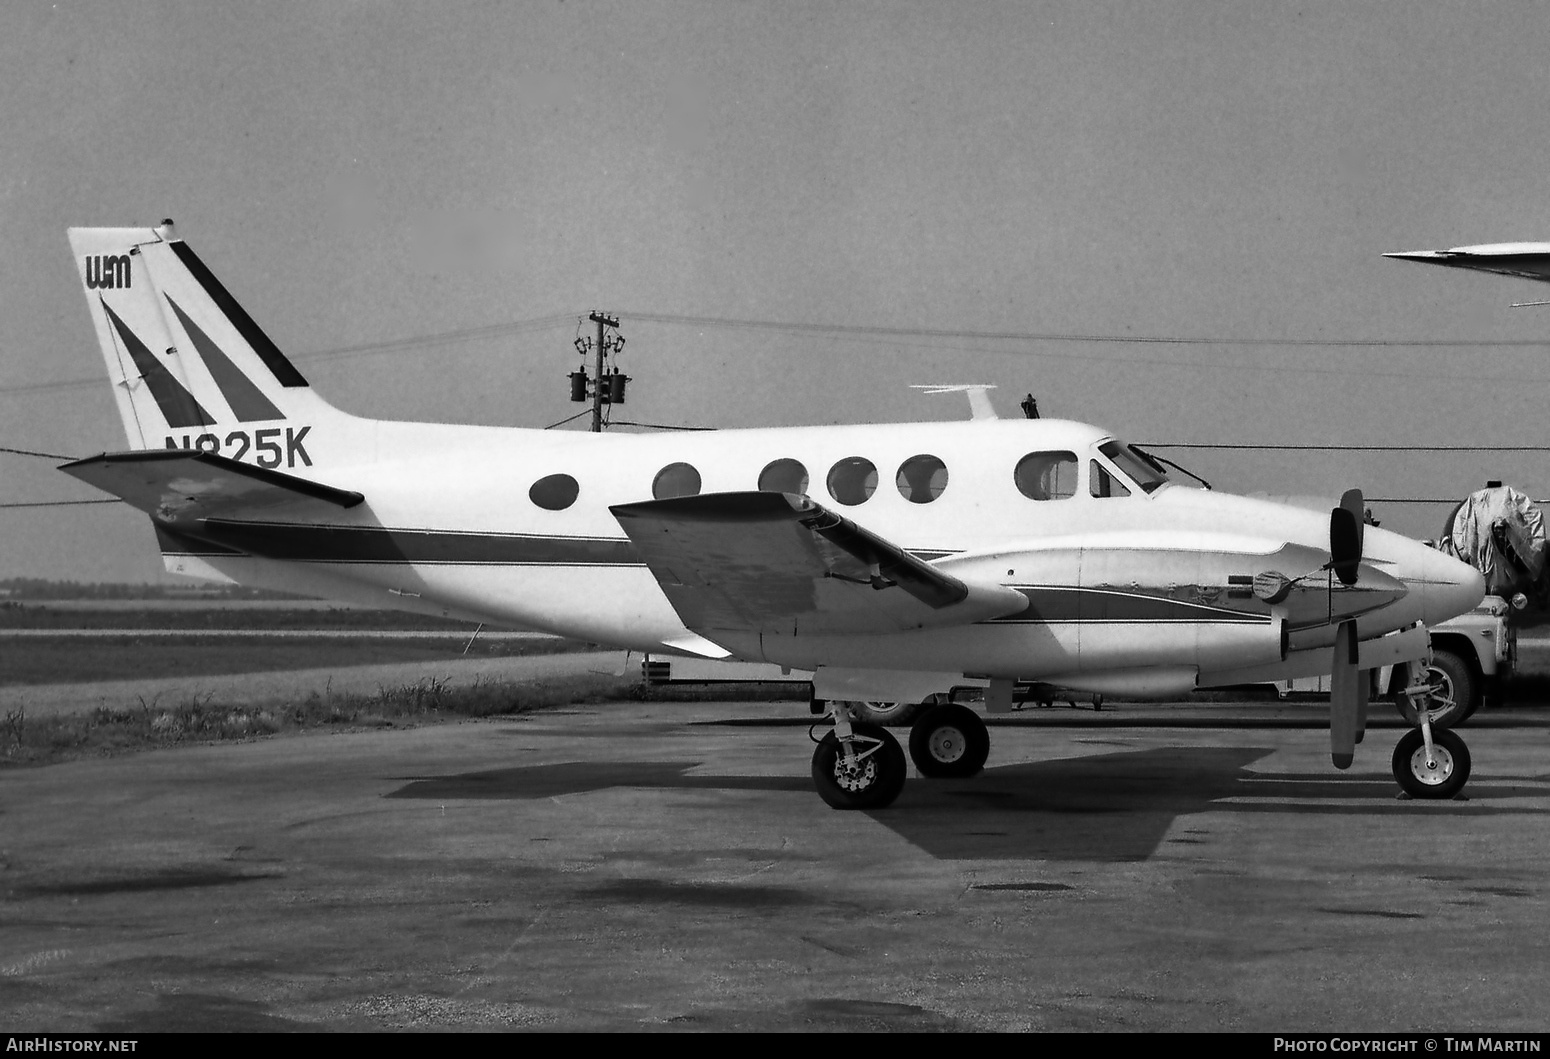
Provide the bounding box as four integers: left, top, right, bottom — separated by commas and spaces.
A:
1355, 663, 1369, 745
1329, 488, 1365, 587
1330, 618, 1360, 768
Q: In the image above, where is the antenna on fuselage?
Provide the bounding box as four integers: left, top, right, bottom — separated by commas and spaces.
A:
910, 384, 998, 420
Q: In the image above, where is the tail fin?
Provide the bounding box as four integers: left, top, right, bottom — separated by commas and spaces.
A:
67, 221, 349, 468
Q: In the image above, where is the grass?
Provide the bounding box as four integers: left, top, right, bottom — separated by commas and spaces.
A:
0, 605, 486, 631
0, 635, 596, 686
0, 675, 806, 767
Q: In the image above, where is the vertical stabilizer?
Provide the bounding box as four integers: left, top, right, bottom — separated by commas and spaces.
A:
67, 221, 350, 460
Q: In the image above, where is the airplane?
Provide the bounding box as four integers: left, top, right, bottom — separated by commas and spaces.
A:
59, 221, 1486, 809
1385, 243, 1550, 286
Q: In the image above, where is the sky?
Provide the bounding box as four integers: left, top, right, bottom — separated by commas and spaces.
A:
4, 0, 1550, 581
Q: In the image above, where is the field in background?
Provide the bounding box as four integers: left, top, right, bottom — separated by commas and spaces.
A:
0, 593, 799, 767
0, 597, 589, 686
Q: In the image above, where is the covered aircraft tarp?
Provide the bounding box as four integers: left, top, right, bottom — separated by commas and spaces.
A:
1443, 484, 1546, 598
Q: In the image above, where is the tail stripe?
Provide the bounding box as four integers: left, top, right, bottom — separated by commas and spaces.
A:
164, 295, 283, 422
101, 300, 214, 428
167, 240, 309, 388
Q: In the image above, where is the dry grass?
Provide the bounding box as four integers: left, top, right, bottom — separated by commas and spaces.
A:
0, 675, 806, 767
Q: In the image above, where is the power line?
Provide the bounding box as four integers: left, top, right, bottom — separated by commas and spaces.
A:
1369, 497, 1549, 505
0, 313, 578, 399
542, 408, 592, 430
609, 420, 715, 431
0, 498, 120, 509
8, 309, 1550, 400
618, 310, 1550, 349
1, 444, 76, 460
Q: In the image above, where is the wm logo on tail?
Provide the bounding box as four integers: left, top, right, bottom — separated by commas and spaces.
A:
85, 254, 132, 289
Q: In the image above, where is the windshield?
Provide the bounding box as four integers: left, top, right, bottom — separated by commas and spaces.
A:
1098, 440, 1171, 495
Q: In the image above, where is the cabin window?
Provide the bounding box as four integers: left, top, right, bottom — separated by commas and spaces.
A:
758, 458, 810, 494
896, 454, 948, 503
529, 473, 580, 511
652, 462, 702, 500
1090, 460, 1131, 498
1014, 451, 1077, 501
827, 456, 878, 506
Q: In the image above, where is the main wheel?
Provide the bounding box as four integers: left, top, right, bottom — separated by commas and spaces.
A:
811, 723, 907, 810
842, 700, 921, 727
1392, 726, 1471, 800
1392, 651, 1476, 729
908, 703, 990, 778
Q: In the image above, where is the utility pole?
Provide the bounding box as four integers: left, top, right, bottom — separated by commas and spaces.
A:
567, 311, 627, 431
589, 311, 617, 433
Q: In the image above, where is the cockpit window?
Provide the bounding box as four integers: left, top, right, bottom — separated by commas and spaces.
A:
1090, 461, 1131, 498
1014, 451, 1078, 501
1098, 440, 1170, 494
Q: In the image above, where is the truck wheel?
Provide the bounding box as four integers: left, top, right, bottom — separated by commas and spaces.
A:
1393, 650, 1476, 729
842, 700, 920, 727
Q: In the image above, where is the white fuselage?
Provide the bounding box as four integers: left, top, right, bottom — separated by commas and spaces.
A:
159, 413, 1484, 690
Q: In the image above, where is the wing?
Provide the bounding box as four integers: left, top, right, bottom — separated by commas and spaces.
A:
60, 449, 363, 521
610, 491, 1028, 640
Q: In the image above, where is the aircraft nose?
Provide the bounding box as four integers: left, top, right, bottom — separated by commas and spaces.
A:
1407, 542, 1486, 626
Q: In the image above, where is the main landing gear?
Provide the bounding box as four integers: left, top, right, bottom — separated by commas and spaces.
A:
810, 713, 907, 810
810, 700, 993, 809
1390, 670, 1472, 799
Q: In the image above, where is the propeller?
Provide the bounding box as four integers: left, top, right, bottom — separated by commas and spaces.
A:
1328, 488, 1365, 586
1328, 488, 1368, 767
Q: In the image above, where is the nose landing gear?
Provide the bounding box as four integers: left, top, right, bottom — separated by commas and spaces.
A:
1391, 676, 1472, 799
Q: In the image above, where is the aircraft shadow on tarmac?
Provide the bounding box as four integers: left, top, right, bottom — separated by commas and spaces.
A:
386, 746, 1547, 862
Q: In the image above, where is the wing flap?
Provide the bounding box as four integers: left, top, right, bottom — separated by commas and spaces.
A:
611, 491, 1028, 638
60, 449, 363, 521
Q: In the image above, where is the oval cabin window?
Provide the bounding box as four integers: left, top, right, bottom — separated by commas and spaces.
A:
895, 454, 948, 503
827, 457, 878, 506
529, 473, 580, 511
758, 458, 810, 494
652, 462, 702, 500
1014, 451, 1077, 501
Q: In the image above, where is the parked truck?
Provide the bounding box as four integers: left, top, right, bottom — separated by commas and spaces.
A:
1393, 482, 1540, 727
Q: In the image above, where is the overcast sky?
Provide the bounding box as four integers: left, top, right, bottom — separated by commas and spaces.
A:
4, 0, 1550, 582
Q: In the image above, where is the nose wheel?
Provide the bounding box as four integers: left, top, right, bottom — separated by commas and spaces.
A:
1391, 725, 1471, 799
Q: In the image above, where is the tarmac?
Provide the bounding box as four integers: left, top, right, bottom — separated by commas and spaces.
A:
4, 693, 1550, 1032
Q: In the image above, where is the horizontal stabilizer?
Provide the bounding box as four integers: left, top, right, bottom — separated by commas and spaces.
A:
60, 449, 363, 522
611, 491, 1028, 638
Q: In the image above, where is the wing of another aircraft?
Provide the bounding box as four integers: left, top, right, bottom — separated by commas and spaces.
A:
60, 449, 364, 522
611, 491, 1029, 641
1385, 243, 1550, 283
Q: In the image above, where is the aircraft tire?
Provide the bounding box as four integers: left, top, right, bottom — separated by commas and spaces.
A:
1391, 651, 1476, 729
811, 723, 907, 810
1392, 726, 1471, 800
908, 704, 990, 779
